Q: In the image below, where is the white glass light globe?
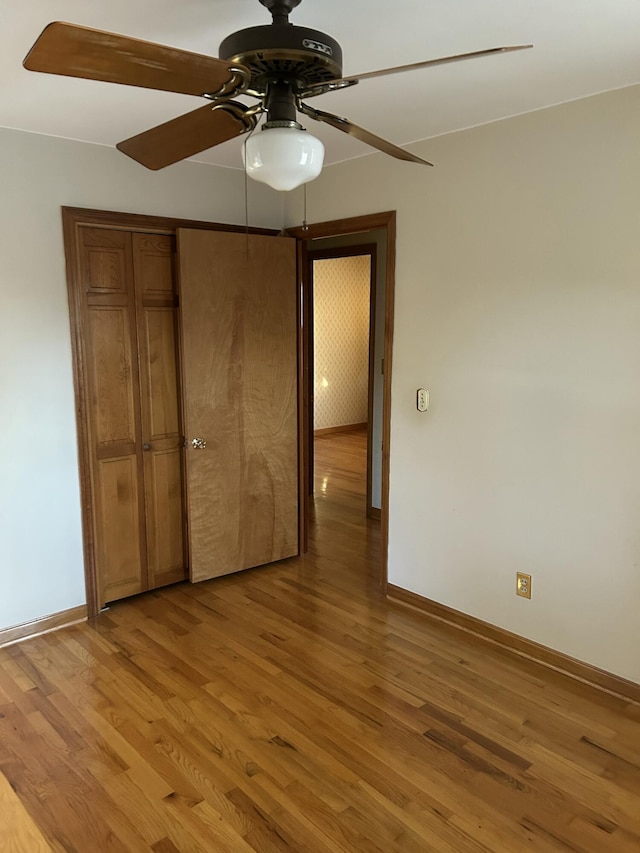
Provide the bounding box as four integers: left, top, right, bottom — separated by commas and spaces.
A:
243, 126, 325, 192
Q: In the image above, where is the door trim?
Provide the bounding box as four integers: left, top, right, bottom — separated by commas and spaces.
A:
288, 211, 396, 593
62, 207, 278, 618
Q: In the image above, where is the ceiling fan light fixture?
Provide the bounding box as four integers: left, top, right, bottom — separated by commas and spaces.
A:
243, 124, 324, 191
23, 4, 532, 175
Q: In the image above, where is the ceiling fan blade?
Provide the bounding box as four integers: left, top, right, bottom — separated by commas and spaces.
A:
299, 103, 433, 166
23, 22, 249, 98
301, 45, 533, 97
117, 103, 257, 170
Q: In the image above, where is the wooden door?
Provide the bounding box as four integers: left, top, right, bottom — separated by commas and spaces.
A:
78, 226, 186, 606
177, 229, 298, 582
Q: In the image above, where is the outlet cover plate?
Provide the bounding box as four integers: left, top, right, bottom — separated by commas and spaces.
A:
516, 572, 532, 599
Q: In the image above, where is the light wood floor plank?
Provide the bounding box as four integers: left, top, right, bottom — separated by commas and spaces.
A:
0, 770, 52, 852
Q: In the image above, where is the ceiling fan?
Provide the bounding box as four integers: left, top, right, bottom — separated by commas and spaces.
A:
23, 0, 532, 190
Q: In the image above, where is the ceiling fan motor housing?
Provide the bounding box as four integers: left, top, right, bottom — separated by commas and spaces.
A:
219, 23, 343, 96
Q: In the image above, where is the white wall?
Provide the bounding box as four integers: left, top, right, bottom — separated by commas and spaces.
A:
0, 127, 282, 630
286, 84, 640, 684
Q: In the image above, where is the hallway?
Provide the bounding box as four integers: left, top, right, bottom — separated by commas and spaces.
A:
311, 428, 381, 587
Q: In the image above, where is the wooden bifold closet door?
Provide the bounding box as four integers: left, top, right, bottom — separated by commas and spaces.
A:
71, 216, 299, 610
78, 226, 186, 606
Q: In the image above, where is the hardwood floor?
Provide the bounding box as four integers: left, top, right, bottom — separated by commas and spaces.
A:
1, 429, 640, 851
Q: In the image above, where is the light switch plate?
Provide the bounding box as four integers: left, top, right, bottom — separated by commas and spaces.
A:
417, 388, 429, 412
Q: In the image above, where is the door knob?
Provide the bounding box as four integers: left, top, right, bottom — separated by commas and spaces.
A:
143, 443, 152, 451
191, 437, 207, 450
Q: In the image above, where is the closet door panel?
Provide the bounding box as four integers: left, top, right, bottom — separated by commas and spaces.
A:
144, 449, 185, 585
144, 307, 180, 438
87, 305, 137, 450
133, 233, 187, 588
94, 456, 144, 601
79, 227, 146, 605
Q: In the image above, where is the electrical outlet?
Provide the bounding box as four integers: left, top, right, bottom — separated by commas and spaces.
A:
516, 572, 532, 599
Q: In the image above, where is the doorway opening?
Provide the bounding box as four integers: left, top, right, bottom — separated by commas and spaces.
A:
289, 211, 396, 592
309, 244, 379, 524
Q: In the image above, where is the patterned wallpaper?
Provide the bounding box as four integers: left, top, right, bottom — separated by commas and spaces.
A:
313, 255, 371, 430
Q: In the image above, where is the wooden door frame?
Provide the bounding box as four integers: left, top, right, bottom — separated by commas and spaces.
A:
288, 211, 396, 593
306, 244, 378, 517
62, 206, 278, 618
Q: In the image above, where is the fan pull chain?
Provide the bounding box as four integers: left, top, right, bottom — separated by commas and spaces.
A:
243, 137, 250, 259
242, 118, 261, 260
302, 182, 309, 232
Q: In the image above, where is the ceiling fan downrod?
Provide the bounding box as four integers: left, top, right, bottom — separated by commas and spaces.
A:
259, 0, 302, 25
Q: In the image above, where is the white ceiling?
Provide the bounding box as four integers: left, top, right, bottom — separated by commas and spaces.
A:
3, 0, 640, 172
